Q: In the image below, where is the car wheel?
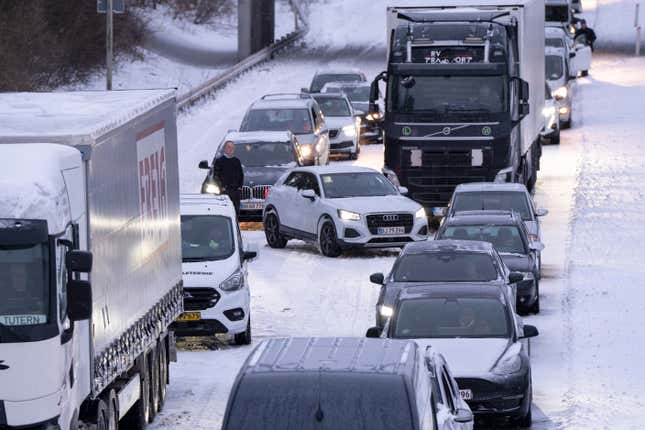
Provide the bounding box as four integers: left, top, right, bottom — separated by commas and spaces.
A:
264, 213, 287, 248
319, 220, 342, 258
349, 152, 358, 160
552, 131, 560, 145
530, 281, 540, 314
561, 118, 572, 129
581, 70, 589, 77
234, 317, 252, 345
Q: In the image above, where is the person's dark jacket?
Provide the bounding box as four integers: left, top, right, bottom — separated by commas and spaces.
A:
213, 155, 244, 192
575, 27, 597, 49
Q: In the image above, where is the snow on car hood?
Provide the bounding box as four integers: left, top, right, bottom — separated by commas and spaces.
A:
324, 116, 354, 129
331, 195, 421, 214
500, 254, 533, 273
182, 255, 239, 288
415, 338, 510, 375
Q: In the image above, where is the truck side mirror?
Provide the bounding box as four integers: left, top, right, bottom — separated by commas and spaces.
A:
66, 250, 93, 273
68, 279, 92, 321
198, 160, 210, 170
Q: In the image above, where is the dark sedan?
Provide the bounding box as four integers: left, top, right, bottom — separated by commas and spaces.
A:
367, 283, 539, 427
435, 211, 544, 314
370, 240, 524, 327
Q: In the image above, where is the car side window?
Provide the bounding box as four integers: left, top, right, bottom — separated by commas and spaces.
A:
302, 173, 321, 196
310, 107, 318, 131
284, 172, 304, 189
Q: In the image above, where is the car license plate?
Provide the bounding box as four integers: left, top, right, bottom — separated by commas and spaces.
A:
241, 201, 264, 210
377, 226, 405, 235
459, 389, 473, 400
431, 207, 447, 217
176, 312, 201, 322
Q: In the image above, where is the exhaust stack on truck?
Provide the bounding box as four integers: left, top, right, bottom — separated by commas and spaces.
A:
371, 0, 545, 214
0, 90, 183, 429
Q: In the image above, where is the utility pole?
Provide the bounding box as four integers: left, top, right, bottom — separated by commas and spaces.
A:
636, 2, 641, 56
106, 0, 113, 90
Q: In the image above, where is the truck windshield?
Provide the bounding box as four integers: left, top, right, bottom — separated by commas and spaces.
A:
394, 297, 511, 339
313, 97, 352, 117
546, 55, 564, 80
453, 191, 532, 220
181, 215, 235, 262
545, 5, 569, 22
441, 225, 527, 254
235, 142, 296, 167
242, 109, 313, 135
389, 75, 507, 115
0, 243, 50, 326
224, 373, 415, 430
320, 172, 398, 198
394, 252, 498, 282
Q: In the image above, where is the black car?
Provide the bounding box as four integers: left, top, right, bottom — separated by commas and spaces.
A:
221, 337, 473, 429
367, 283, 539, 427
370, 239, 524, 327
199, 130, 302, 221
435, 211, 544, 314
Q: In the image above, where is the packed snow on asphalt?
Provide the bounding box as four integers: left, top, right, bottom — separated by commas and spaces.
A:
147, 2, 645, 429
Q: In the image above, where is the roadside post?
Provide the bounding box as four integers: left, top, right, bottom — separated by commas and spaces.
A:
636, 2, 641, 56
97, 0, 125, 90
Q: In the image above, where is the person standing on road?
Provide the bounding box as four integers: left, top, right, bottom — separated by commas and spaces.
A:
213, 141, 244, 217
575, 20, 597, 51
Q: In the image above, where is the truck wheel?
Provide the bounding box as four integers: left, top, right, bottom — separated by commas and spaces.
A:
264, 213, 287, 248
121, 356, 150, 429
319, 220, 342, 258
148, 348, 160, 421
93, 393, 116, 430
234, 317, 252, 345
95, 399, 109, 430
157, 338, 168, 411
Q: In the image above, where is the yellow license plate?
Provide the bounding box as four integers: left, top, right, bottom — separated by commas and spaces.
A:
176, 312, 201, 321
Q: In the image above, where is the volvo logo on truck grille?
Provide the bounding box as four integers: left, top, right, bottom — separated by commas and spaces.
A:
382, 215, 400, 222
442, 127, 452, 136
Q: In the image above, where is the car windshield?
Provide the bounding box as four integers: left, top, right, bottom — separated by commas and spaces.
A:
242, 109, 313, 134
224, 373, 414, 430
0, 243, 50, 326
340, 86, 370, 102
545, 5, 569, 22
546, 55, 564, 80
393, 252, 498, 282
394, 297, 511, 339
389, 75, 507, 114
311, 74, 362, 92
441, 225, 527, 254
545, 37, 565, 48
235, 142, 296, 167
181, 215, 235, 262
452, 191, 532, 220
313, 97, 351, 117
321, 172, 398, 198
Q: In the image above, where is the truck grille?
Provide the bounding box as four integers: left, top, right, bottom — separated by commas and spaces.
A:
366, 213, 414, 234
422, 150, 474, 167
329, 129, 340, 138
184, 287, 220, 311
241, 185, 272, 200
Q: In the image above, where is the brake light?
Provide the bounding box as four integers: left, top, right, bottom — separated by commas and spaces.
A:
264, 187, 270, 199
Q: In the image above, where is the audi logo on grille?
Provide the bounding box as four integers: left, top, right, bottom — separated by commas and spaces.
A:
382, 215, 400, 222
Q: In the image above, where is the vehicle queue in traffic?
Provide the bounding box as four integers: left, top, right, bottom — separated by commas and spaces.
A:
174, 4, 594, 427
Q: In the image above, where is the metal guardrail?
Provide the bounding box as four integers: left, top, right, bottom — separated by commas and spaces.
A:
177, 2, 308, 109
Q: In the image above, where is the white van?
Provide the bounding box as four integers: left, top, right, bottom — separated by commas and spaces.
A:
175, 194, 257, 345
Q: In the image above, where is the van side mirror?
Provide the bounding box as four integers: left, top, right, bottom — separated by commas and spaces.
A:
509, 272, 524, 283
66, 250, 93, 273
398, 186, 409, 195
243, 251, 258, 262
536, 208, 549, 217
301, 87, 309, 93
520, 324, 539, 339
370, 272, 385, 285
68, 279, 92, 321
529, 241, 545, 252
365, 326, 383, 338
198, 160, 210, 170
455, 408, 474, 423
569, 52, 576, 58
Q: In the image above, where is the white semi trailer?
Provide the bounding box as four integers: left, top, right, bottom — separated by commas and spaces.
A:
0, 90, 183, 429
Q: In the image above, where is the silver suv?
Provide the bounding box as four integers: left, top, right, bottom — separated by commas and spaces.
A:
240, 94, 330, 165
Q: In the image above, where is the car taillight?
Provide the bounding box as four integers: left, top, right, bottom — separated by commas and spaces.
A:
264, 187, 270, 199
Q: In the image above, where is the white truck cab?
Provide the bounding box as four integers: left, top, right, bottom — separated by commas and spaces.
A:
175, 195, 257, 345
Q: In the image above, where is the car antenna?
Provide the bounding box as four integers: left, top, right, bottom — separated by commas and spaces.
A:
314, 369, 324, 422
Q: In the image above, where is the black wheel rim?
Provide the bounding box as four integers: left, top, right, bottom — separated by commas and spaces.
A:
266, 215, 278, 244
321, 224, 335, 254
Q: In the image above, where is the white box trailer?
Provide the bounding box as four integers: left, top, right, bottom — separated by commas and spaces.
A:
0, 90, 183, 429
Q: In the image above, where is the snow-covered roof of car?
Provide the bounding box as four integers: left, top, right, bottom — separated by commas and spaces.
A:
180, 193, 236, 218
249, 97, 313, 110
454, 182, 529, 193
311, 93, 351, 100
399, 283, 507, 301
323, 81, 371, 88
0, 89, 175, 144
224, 131, 293, 143
545, 46, 567, 56
545, 26, 570, 37
403, 239, 495, 254
295, 165, 378, 175
314, 69, 364, 76
444, 210, 523, 226
243, 337, 417, 375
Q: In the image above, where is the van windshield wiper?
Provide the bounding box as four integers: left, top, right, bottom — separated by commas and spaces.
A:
0, 321, 28, 342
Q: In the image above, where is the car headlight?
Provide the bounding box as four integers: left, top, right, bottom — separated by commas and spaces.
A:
542, 105, 556, 118
220, 269, 244, 292
338, 209, 361, 221
300, 144, 313, 157
559, 106, 569, 115
379, 305, 393, 318
415, 207, 427, 219
492, 352, 522, 375
342, 124, 357, 137
553, 86, 568, 100
366, 112, 383, 121
204, 183, 221, 194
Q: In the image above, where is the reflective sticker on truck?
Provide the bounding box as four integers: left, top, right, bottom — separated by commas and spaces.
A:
137, 122, 169, 252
